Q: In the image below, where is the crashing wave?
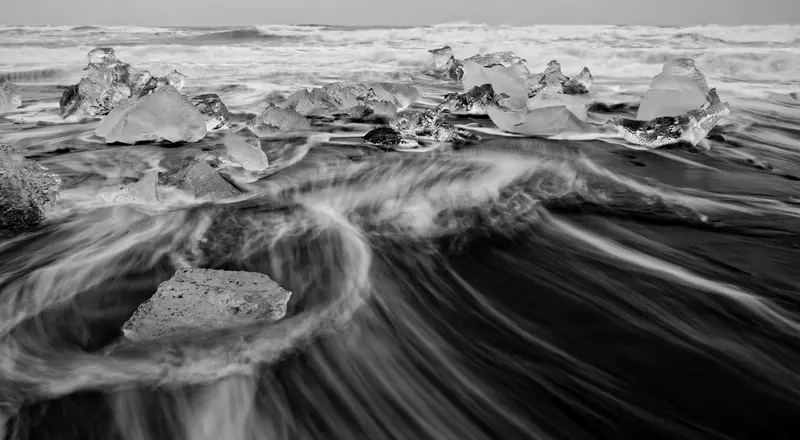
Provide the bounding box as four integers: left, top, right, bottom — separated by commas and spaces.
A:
0, 68, 67, 83
185, 27, 300, 44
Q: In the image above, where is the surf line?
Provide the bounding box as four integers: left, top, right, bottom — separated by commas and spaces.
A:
543, 211, 800, 334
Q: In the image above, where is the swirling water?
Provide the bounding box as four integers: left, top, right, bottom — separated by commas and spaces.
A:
1, 23, 800, 440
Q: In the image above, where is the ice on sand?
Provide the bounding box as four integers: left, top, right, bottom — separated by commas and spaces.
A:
95, 87, 207, 144
246, 103, 311, 135
526, 91, 590, 122
636, 58, 710, 121
223, 133, 269, 171
461, 61, 528, 110
616, 88, 730, 148
97, 170, 160, 204
0, 78, 23, 114
487, 106, 591, 136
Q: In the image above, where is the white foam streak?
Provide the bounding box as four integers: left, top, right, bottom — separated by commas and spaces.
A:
548, 213, 800, 333
2, 24, 798, 108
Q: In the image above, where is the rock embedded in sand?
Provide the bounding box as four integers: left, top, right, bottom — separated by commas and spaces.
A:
0, 77, 23, 114
122, 268, 291, 342
95, 87, 207, 144
167, 157, 241, 199
0, 143, 61, 232
190, 93, 232, 131
96, 170, 160, 205
636, 58, 710, 121
246, 103, 311, 135
363, 127, 403, 146
615, 88, 730, 149
60, 47, 189, 119
436, 83, 511, 115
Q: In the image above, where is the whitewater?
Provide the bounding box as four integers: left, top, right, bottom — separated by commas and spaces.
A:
1, 23, 800, 440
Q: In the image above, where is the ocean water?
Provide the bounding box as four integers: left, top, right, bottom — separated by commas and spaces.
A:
1, 24, 800, 440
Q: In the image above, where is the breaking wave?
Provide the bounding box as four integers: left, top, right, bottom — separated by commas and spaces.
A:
1, 23, 798, 93
0, 68, 68, 83
185, 28, 303, 44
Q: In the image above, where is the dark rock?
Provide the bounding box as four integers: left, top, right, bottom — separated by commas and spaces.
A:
588, 102, 638, 114
707, 133, 726, 142
0, 77, 23, 114
707, 126, 726, 143
363, 127, 403, 146
190, 93, 231, 131
59, 47, 188, 119
429, 45, 452, 54
563, 67, 593, 95
0, 143, 61, 232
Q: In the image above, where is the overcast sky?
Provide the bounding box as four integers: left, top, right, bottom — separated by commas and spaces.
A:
3, 0, 798, 26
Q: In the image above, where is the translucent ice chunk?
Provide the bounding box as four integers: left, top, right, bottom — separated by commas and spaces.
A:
461, 61, 528, 110
617, 88, 730, 148
223, 134, 269, 171
283, 82, 420, 116
0, 78, 23, 114
636, 58, 710, 121
95, 87, 207, 144
429, 46, 454, 69
97, 170, 160, 204
487, 105, 591, 136
526, 91, 590, 122
247, 103, 311, 136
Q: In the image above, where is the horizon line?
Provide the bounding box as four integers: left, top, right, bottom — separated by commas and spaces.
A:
1, 21, 798, 28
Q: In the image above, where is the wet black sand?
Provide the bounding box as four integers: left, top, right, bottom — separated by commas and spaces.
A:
2, 86, 800, 440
